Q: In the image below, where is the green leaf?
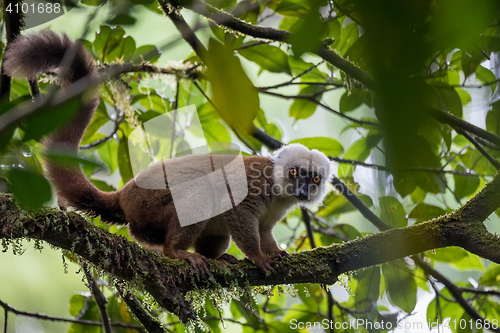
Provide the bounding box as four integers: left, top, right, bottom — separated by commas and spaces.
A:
288, 0, 325, 57
454, 165, 480, 198
206, 0, 235, 10
80, 104, 109, 146
410, 186, 427, 203
334, 223, 362, 240
456, 88, 471, 105
138, 110, 164, 124
338, 133, 381, 177
454, 253, 484, 271
93, 26, 136, 62
339, 89, 369, 113
44, 151, 103, 169
255, 110, 282, 142
22, 98, 80, 142
334, 23, 359, 56
274, 0, 309, 17
202, 121, 231, 145
233, 1, 259, 25
0, 95, 32, 149
461, 49, 482, 80
282, 303, 316, 326
480, 264, 500, 286
90, 179, 116, 192
408, 203, 446, 223
9, 168, 52, 209
206, 39, 259, 134
476, 65, 497, 93
68, 297, 100, 333
393, 175, 417, 198
438, 88, 463, 117
118, 135, 134, 183
289, 86, 323, 121
133, 45, 161, 63
288, 57, 328, 82
297, 283, 323, 310
279, 16, 301, 31
379, 196, 407, 228
426, 247, 468, 263
69, 294, 87, 317
175, 139, 191, 157
426, 295, 463, 327
107, 14, 136, 25
97, 139, 119, 173
447, 70, 461, 85
239, 44, 291, 75
354, 266, 380, 312
382, 262, 417, 314
317, 191, 372, 217
486, 102, 500, 135
108, 36, 136, 62
289, 137, 343, 156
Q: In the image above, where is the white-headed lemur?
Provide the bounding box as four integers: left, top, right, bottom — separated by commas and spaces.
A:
4, 31, 333, 277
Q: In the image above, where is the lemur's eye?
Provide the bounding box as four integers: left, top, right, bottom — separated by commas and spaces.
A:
313, 176, 321, 184
289, 168, 297, 177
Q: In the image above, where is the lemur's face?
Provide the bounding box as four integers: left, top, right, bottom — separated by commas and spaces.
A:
286, 166, 323, 201
272, 144, 332, 206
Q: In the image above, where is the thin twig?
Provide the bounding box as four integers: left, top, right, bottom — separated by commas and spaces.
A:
235, 41, 270, 51
259, 81, 343, 90
330, 176, 390, 231
457, 129, 500, 170
80, 108, 123, 150
115, 281, 165, 333
260, 89, 380, 127
98, 62, 202, 79
461, 287, 500, 298
415, 256, 500, 332
3, 307, 7, 333
0, 299, 142, 330
0, 0, 24, 100
328, 156, 481, 176
170, 79, 180, 159
82, 263, 112, 333
159, 1, 207, 60
427, 107, 500, 148
300, 208, 336, 330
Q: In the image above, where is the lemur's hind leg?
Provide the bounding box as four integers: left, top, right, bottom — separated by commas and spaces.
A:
194, 235, 238, 263
163, 220, 211, 278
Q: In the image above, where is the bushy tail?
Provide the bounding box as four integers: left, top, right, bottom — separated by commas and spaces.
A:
4, 31, 126, 224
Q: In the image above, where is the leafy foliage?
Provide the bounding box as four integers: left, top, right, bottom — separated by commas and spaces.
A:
1, 0, 500, 332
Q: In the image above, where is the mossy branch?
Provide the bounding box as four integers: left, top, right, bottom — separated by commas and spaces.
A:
1, 173, 500, 322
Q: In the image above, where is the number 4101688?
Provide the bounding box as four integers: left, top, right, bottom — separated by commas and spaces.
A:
5, 2, 61, 14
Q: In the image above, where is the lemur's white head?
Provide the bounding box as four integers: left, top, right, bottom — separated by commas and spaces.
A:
271, 143, 333, 206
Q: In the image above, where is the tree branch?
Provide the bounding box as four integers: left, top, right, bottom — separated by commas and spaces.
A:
98, 62, 202, 79
329, 156, 483, 176
0, 0, 24, 100
181, 0, 375, 89
82, 263, 112, 333
159, 1, 207, 60
0, 299, 143, 330
1, 172, 500, 320
414, 256, 500, 332
170, 1, 500, 152
426, 107, 500, 149
115, 282, 166, 333
456, 129, 500, 170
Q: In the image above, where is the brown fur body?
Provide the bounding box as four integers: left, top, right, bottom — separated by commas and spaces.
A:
119, 155, 292, 274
